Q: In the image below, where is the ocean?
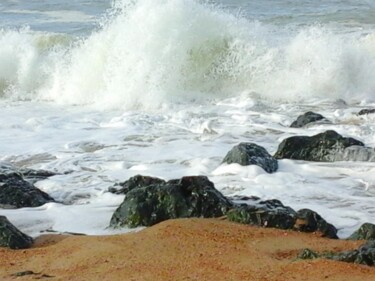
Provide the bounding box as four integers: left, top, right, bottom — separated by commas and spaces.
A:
0, 0, 375, 238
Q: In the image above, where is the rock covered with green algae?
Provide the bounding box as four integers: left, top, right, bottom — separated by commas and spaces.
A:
348, 223, 375, 241
110, 175, 338, 238
110, 175, 233, 228
226, 199, 296, 229
227, 200, 338, 238
298, 241, 375, 266
0, 216, 33, 249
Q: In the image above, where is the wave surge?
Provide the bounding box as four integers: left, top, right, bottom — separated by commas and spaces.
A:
0, 0, 375, 109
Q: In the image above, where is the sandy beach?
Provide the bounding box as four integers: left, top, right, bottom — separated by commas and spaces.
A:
1, 218, 374, 281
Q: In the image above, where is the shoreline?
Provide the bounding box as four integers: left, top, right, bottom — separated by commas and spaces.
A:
1, 218, 374, 281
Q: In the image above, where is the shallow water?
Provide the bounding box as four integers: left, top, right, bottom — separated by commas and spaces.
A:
0, 0, 375, 238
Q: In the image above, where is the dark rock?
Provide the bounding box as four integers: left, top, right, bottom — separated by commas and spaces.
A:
358, 109, 375, 116
274, 130, 364, 162
297, 248, 320, 260
0, 173, 55, 208
348, 223, 375, 240
290, 111, 327, 128
20, 169, 57, 184
222, 143, 278, 173
108, 174, 166, 195
297, 241, 375, 266
0, 216, 33, 249
110, 176, 233, 228
227, 199, 296, 230
294, 209, 338, 239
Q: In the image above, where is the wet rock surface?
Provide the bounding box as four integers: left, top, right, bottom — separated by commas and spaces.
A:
290, 111, 328, 128
108, 174, 166, 195
0, 163, 55, 208
294, 209, 338, 239
222, 143, 278, 173
227, 199, 296, 229
110, 175, 233, 228
358, 109, 375, 115
348, 223, 375, 241
0, 173, 55, 208
274, 130, 364, 162
0, 216, 33, 249
298, 240, 375, 266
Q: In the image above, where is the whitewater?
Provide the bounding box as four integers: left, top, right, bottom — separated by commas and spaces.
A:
0, 0, 375, 238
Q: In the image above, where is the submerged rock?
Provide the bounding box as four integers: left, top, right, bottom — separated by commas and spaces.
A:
222, 143, 278, 173
294, 209, 338, 239
227, 199, 296, 230
358, 109, 375, 116
274, 130, 364, 162
290, 111, 328, 128
348, 223, 375, 241
110, 176, 232, 228
0, 172, 55, 208
0, 216, 33, 249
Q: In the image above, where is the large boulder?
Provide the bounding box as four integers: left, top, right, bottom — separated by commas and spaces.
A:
227, 199, 297, 230
0, 216, 33, 249
290, 111, 327, 128
294, 209, 338, 239
110, 176, 233, 228
348, 223, 375, 240
274, 130, 364, 161
222, 143, 278, 173
0, 172, 55, 208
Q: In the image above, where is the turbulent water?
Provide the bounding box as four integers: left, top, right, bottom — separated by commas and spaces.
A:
0, 0, 375, 237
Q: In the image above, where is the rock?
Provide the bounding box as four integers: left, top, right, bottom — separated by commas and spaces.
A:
108, 175, 166, 195
0, 173, 55, 208
20, 169, 57, 184
274, 130, 364, 162
290, 111, 327, 128
294, 209, 338, 239
297, 248, 320, 260
348, 223, 375, 240
227, 199, 296, 230
358, 109, 375, 116
222, 143, 278, 173
329, 241, 375, 266
0, 216, 33, 249
110, 176, 233, 228
298, 241, 375, 266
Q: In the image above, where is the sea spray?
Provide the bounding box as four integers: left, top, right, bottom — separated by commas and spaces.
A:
0, 0, 374, 109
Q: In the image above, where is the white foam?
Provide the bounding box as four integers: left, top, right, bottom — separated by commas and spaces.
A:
1, 0, 375, 239
0, 0, 374, 109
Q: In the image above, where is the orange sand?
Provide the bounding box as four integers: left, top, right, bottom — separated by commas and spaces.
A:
1, 218, 374, 281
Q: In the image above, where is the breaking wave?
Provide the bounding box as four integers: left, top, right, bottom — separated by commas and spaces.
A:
0, 0, 375, 109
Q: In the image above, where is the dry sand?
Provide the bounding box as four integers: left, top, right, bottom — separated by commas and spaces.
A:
1, 218, 374, 281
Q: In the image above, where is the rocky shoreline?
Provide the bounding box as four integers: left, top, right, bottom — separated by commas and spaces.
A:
2, 110, 375, 277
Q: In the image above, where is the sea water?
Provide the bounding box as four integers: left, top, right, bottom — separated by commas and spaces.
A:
0, 0, 375, 238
